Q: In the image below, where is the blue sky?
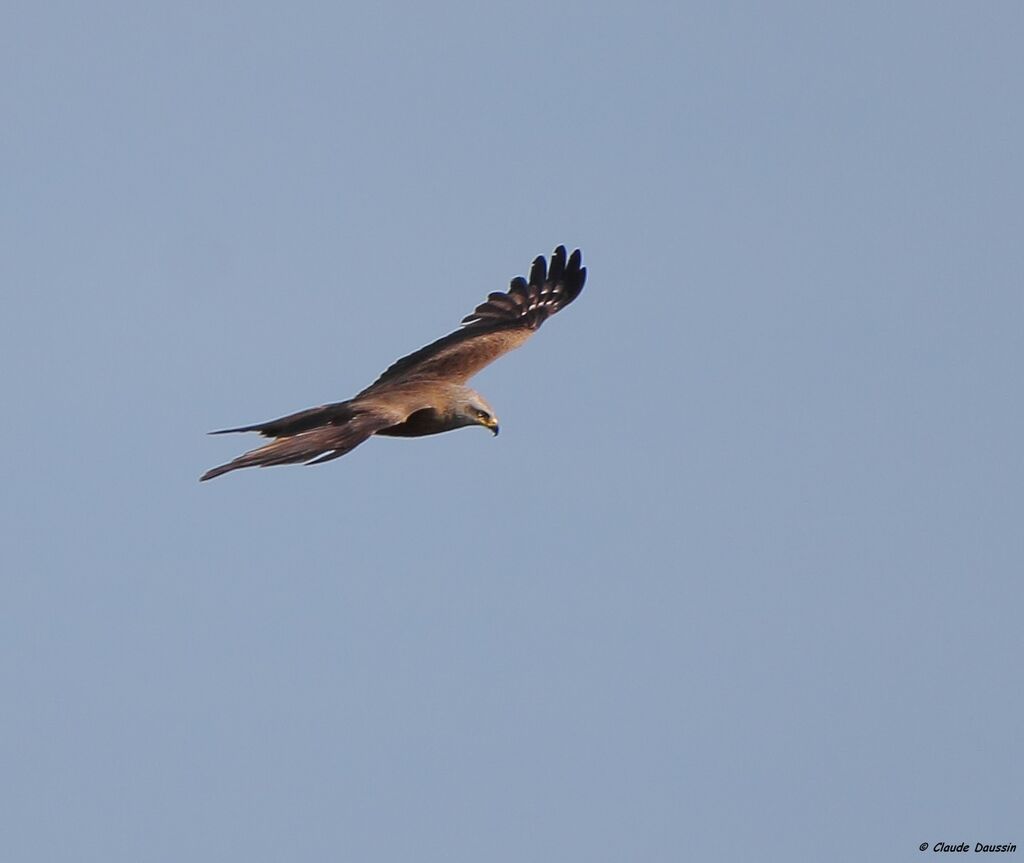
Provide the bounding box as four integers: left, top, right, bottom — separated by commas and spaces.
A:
2, 2, 1021, 860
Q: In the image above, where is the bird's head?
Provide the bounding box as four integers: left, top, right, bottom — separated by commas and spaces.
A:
460, 390, 500, 436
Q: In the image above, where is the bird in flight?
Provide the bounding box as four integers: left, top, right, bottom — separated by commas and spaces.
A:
200, 245, 586, 481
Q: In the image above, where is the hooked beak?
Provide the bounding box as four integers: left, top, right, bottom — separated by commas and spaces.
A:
484, 417, 500, 436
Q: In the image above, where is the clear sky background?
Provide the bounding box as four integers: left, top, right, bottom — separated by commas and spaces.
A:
2, 2, 1021, 861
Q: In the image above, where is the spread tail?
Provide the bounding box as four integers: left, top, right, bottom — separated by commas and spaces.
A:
200, 413, 389, 481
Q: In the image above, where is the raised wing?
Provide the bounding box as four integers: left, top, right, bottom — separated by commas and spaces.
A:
362, 245, 585, 393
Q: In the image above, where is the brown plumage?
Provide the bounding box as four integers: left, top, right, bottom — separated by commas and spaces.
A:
200, 245, 586, 481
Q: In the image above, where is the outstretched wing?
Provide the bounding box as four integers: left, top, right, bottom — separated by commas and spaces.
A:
208, 401, 357, 438
360, 245, 586, 394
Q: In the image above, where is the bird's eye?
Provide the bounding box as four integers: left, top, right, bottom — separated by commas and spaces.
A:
476, 409, 490, 420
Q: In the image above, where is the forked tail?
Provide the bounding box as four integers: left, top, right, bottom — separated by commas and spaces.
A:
200, 413, 388, 481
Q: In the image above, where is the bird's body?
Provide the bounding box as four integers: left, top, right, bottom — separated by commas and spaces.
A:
201, 246, 585, 481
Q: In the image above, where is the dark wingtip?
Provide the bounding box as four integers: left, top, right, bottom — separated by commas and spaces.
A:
529, 254, 548, 286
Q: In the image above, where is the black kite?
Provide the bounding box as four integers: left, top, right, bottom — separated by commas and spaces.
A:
201, 246, 586, 481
